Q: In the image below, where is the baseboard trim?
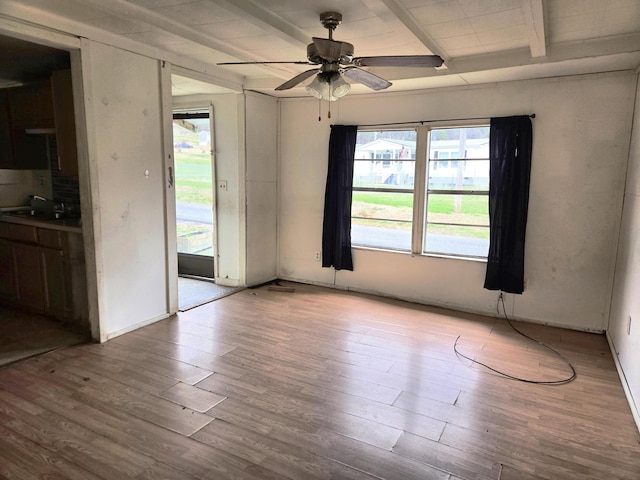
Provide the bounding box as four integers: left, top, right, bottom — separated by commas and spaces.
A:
606, 331, 640, 434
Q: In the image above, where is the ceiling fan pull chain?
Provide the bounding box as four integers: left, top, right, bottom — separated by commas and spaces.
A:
328, 99, 331, 119
318, 99, 322, 122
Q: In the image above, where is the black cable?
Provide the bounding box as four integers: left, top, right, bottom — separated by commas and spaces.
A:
453, 294, 576, 385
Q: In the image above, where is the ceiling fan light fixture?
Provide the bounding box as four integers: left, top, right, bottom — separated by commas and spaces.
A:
331, 74, 350, 98
306, 74, 330, 100
306, 72, 350, 102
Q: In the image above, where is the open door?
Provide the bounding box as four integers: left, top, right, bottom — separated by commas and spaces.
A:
172, 108, 216, 278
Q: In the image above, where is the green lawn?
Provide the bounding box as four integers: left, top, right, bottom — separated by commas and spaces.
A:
175, 151, 213, 206
352, 191, 489, 238
353, 191, 488, 215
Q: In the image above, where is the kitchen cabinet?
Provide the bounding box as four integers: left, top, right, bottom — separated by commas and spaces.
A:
41, 246, 67, 319
51, 69, 78, 177
0, 220, 85, 323
12, 241, 45, 310
7, 81, 55, 129
1, 72, 77, 172
1, 82, 52, 170
38, 228, 69, 319
0, 91, 12, 168
0, 239, 15, 298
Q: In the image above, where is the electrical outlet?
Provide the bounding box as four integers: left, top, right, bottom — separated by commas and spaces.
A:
315, 251, 321, 261
628, 315, 632, 335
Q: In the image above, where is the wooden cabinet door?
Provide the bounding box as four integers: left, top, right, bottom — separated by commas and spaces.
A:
41, 246, 68, 319
7, 82, 55, 129
0, 239, 16, 299
51, 69, 78, 177
12, 242, 45, 311
0, 91, 14, 168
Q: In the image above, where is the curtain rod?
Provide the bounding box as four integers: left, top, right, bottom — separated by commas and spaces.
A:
343, 114, 535, 129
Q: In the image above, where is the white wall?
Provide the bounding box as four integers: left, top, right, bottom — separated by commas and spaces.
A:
83, 41, 169, 339
173, 93, 245, 286
245, 92, 278, 286
279, 72, 636, 332
609, 73, 640, 426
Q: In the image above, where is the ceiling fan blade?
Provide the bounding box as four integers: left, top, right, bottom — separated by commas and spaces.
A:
217, 60, 311, 65
312, 37, 344, 61
342, 67, 391, 91
352, 55, 444, 68
275, 69, 319, 91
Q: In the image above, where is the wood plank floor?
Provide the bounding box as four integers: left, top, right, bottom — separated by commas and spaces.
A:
1, 282, 639, 479
0, 304, 89, 368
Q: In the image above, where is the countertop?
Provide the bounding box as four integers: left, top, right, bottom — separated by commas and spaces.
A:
0, 212, 83, 233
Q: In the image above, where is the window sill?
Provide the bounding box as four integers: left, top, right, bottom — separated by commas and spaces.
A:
352, 245, 487, 263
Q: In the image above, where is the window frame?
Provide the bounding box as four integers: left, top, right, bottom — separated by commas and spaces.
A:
351, 128, 417, 252
351, 121, 490, 260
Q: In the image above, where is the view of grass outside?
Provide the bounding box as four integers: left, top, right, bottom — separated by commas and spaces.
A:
173, 119, 214, 255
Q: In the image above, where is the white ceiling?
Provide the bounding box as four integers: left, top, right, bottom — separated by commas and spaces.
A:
2, 0, 640, 97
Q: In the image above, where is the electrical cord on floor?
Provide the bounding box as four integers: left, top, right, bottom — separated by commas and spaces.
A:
453, 294, 577, 385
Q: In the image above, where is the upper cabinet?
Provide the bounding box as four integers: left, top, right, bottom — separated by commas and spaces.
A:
0, 71, 78, 174
51, 70, 78, 177
7, 81, 55, 130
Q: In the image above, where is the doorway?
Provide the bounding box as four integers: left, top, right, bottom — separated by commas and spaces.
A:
173, 109, 216, 278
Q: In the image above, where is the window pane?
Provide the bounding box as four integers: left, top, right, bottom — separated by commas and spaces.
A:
352, 219, 412, 251
426, 194, 488, 226
428, 127, 490, 160
352, 191, 413, 222
354, 159, 415, 189
352, 129, 417, 252
352, 191, 413, 251
424, 224, 489, 257
354, 129, 417, 190
428, 159, 489, 190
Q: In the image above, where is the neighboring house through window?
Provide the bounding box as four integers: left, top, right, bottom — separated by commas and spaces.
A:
351, 124, 490, 259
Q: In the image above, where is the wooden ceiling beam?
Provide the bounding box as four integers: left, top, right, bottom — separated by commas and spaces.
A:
523, 0, 547, 58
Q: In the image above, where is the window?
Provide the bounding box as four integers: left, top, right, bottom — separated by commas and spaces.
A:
351, 130, 416, 251
424, 126, 489, 257
351, 124, 490, 259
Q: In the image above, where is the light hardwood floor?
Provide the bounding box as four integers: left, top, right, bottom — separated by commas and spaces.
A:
0, 282, 638, 479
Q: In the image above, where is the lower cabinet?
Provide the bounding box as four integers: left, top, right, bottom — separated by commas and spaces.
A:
0, 222, 85, 323
12, 242, 45, 311
40, 246, 68, 319
0, 239, 15, 298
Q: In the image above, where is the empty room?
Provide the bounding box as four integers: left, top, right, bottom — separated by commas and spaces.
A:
0, 1, 639, 479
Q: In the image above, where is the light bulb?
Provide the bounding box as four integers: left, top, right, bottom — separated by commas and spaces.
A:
330, 74, 350, 99
306, 75, 330, 100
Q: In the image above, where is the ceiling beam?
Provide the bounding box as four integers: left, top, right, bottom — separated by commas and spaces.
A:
522, 0, 546, 57
361, 0, 450, 63
205, 0, 311, 48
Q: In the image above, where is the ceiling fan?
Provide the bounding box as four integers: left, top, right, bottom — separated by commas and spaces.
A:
218, 11, 444, 101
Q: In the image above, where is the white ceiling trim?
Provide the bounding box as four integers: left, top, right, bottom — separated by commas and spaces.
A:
0, 13, 80, 50
522, 0, 546, 58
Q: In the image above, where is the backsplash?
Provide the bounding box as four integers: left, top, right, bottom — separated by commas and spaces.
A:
49, 136, 80, 209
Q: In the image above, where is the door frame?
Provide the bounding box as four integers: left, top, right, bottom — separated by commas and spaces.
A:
172, 104, 218, 279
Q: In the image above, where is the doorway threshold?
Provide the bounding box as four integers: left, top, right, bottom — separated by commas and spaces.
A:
178, 276, 242, 311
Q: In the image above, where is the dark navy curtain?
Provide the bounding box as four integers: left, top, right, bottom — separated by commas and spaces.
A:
484, 115, 533, 294
322, 125, 358, 271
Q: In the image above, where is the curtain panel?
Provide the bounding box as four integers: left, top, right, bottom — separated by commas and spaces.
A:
322, 125, 358, 271
484, 115, 533, 294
